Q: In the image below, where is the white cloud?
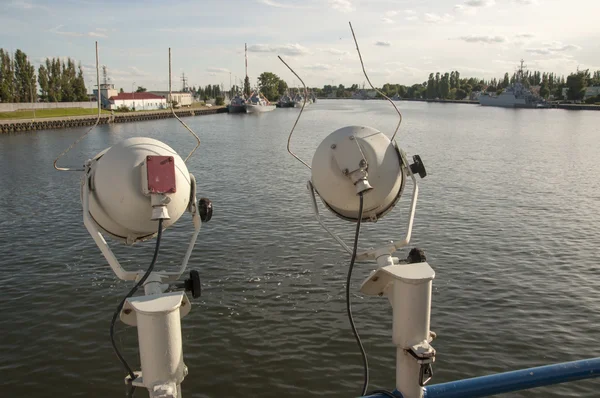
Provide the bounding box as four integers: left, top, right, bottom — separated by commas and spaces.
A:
248, 43, 310, 56
129, 66, 151, 77
50, 25, 83, 37
375, 41, 391, 47
515, 33, 535, 39
385, 10, 398, 17
302, 64, 333, 71
526, 42, 581, 55
381, 17, 394, 24
464, 0, 495, 6
319, 48, 349, 56
206, 67, 230, 73
88, 31, 107, 38
111, 66, 152, 78
424, 13, 454, 23
384, 62, 422, 76
455, 0, 495, 14
9, 0, 48, 10
328, 0, 354, 12
50, 25, 109, 38
258, 0, 289, 7
459, 35, 507, 43
402, 9, 418, 20
95, 28, 108, 32
514, 0, 538, 4
453, 66, 489, 74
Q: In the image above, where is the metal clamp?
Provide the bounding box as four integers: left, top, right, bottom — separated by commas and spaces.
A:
406, 340, 436, 386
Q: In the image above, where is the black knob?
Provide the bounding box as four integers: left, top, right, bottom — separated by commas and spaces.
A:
406, 248, 427, 263
410, 155, 427, 179
184, 270, 201, 299
199, 198, 213, 222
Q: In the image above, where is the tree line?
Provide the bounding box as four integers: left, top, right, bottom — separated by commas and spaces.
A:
310, 68, 600, 103
0, 48, 88, 103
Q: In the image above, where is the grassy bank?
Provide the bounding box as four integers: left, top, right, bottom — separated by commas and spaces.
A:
0, 108, 110, 120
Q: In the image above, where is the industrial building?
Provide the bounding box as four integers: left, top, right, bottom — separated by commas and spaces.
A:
149, 91, 193, 107
108, 92, 167, 111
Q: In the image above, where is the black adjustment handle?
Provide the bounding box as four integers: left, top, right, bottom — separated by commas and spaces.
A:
199, 198, 213, 223
410, 155, 427, 179
184, 270, 201, 299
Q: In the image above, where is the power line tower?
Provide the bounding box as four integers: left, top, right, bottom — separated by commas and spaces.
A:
181, 72, 188, 92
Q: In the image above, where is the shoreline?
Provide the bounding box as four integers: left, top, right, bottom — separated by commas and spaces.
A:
0, 106, 227, 134
317, 97, 600, 110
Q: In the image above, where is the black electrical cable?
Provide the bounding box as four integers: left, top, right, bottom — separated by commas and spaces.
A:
347, 194, 400, 398
347, 192, 368, 396
110, 218, 164, 391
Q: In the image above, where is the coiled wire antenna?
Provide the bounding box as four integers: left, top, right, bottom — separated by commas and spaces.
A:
169, 47, 200, 163
53, 42, 101, 171
278, 55, 311, 170
278, 22, 404, 171
348, 21, 402, 142
53, 44, 202, 171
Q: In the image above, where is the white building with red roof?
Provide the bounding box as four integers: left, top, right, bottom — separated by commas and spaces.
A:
108, 92, 167, 111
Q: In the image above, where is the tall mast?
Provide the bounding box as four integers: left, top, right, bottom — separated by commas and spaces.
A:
245, 43, 248, 79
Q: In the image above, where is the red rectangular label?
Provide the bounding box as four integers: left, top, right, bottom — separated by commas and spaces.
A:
146, 156, 176, 194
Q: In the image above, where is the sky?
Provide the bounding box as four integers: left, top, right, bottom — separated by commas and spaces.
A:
1, 0, 599, 92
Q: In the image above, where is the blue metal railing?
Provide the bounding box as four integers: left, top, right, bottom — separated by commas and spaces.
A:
361, 357, 600, 398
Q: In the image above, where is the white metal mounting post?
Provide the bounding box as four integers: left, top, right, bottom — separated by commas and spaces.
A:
360, 260, 436, 398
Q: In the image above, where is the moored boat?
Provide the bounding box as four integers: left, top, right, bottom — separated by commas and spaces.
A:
245, 92, 275, 113
227, 95, 247, 113
479, 60, 548, 108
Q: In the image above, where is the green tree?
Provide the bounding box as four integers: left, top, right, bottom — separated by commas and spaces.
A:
13, 49, 36, 102
502, 73, 509, 89
566, 70, 589, 100
398, 86, 407, 98
455, 88, 468, 100
119, 87, 124, 93
48, 58, 62, 102
435, 72, 440, 98
38, 64, 49, 101
539, 83, 550, 99
591, 70, 600, 86
277, 79, 287, 96
0, 49, 15, 102
440, 73, 450, 99
73, 63, 87, 101
257, 71, 282, 101
426, 73, 435, 99
136, 86, 147, 92
60, 59, 76, 102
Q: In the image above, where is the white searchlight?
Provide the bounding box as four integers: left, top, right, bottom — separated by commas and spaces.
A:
311, 125, 406, 222
86, 137, 191, 244
56, 43, 210, 398
280, 22, 436, 398
81, 136, 209, 398
308, 125, 426, 261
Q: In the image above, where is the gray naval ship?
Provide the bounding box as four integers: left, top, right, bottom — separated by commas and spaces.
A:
479, 60, 548, 108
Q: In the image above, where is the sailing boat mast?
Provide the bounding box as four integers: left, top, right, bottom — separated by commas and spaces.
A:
245, 43, 248, 80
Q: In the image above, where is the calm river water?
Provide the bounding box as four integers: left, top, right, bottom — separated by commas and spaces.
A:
1, 100, 599, 397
